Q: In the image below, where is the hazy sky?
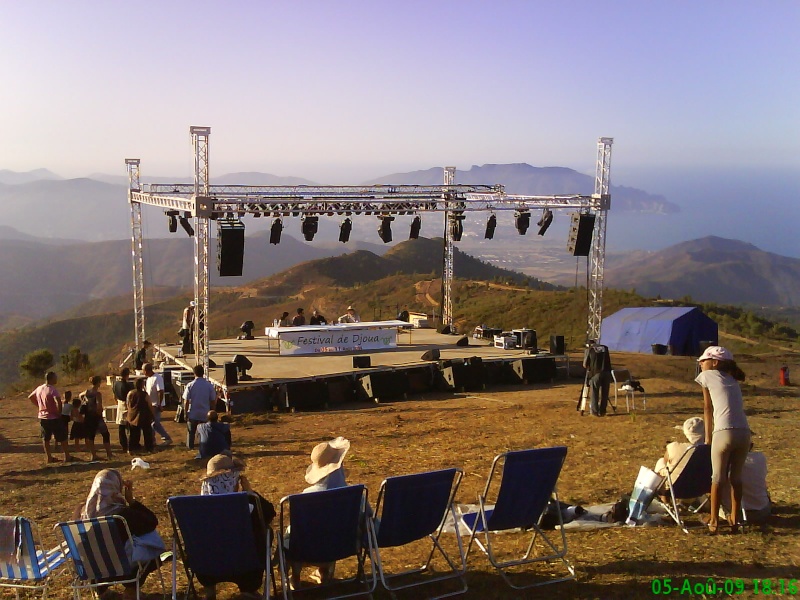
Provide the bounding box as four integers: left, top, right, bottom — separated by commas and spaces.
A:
1, 1, 798, 183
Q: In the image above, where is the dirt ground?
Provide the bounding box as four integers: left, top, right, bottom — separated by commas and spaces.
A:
1, 350, 798, 599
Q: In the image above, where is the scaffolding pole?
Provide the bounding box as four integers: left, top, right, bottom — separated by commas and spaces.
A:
442, 166, 456, 330
190, 126, 211, 373
587, 137, 613, 341
126, 158, 145, 349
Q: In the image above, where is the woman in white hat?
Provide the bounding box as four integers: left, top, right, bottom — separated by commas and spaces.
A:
655, 417, 705, 479
696, 346, 750, 534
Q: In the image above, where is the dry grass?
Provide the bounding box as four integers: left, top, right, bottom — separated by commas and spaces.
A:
1, 351, 798, 599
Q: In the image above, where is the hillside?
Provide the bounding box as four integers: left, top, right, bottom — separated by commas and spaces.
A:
604, 236, 800, 306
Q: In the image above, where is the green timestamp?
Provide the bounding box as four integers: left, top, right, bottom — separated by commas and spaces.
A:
651, 577, 799, 595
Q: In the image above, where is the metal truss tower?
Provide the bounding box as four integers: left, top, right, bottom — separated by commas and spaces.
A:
442, 166, 456, 330
190, 126, 212, 374
587, 137, 614, 341
126, 158, 145, 349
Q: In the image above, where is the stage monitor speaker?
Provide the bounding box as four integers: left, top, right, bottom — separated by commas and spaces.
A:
567, 213, 595, 256
353, 356, 371, 368
280, 380, 328, 411
218, 218, 245, 277
455, 336, 469, 347
550, 335, 566, 355
509, 356, 558, 385
420, 349, 440, 361
440, 324, 451, 335
223, 361, 238, 386
358, 371, 409, 402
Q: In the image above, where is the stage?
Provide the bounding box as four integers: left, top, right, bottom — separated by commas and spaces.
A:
155, 329, 571, 412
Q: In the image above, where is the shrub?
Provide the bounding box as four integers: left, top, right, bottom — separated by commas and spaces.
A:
61, 346, 91, 375
19, 349, 54, 379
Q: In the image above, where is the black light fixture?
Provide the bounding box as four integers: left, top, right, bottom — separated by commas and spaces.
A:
166, 210, 179, 233
232, 354, 253, 381
537, 208, 554, 236
484, 214, 497, 239
179, 212, 194, 237
449, 212, 465, 242
301, 215, 319, 241
270, 218, 283, 245
409, 216, 421, 239
378, 216, 394, 243
514, 210, 530, 235
339, 218, 352, 243
239, 320, 255, 340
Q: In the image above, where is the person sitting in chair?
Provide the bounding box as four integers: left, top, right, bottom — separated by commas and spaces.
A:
337, 306, 360, 324
309, 309, 327, 325
655, 417, 705, 480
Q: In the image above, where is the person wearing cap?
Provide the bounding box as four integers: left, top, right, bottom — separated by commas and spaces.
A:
337, 306, 360, 324
181, 301, 196, 355
198, 452, 275, 600
292, 307, 306, 327
655, 417, 705, 481
696, 346, 750, 534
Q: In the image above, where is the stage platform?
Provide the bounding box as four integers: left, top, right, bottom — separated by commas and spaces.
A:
155, 329, 571, 412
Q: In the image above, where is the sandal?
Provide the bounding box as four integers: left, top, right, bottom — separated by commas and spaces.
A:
700, 514, 718, 534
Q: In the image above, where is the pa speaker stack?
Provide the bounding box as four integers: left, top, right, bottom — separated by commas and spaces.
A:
357, 371, 409, 403
218, 218, 245, 276
567, 213, 595, 257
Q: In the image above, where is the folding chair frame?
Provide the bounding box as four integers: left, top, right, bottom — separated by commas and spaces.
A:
371, 468, 467, 599
611, 369, 646, 412
167, 492, 272, 600
57, 515, 169, 600
277, 485, 376, 600
0, 517, 66, 600
464, 447, 576, 590
661, 444, 712, 533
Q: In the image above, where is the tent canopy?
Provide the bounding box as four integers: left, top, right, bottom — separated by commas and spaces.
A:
599, 307, 718, 356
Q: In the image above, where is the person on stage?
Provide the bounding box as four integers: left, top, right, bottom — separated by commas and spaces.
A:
337, 306, 360, 324
292, 307, 306, 326
180, 301, 196, 355
309, 309, 327, 325
277, 311, 291, 327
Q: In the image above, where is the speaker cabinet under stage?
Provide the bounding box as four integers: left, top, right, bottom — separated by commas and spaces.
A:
325, 377, 356, 405
550, 335, 566, 355
217, 218, 245, 277
438, 357, 485, 392
567, 213, 595, 257
279, 380, 328, 411
357, 371, 409, 402
508, 356, 558, 385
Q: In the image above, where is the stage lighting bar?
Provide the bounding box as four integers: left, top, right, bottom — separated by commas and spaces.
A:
301, 216, 319, 241
179, 212, 194, 237
484, 214, 497, 239
409, 216, 421, 239
339, 218, 352, 243
269, 218, 283, 245
378, 216, 394, 243
514, 210, 530, 235
537, 208, 554, 236
166, 210, 179, 233
449, 212, 465, 242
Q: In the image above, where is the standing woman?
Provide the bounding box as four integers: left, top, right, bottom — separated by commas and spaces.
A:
81, 375, 114, 461
113, 368, 135, 453
126, 378, 155, 453
695, 346, 750, 533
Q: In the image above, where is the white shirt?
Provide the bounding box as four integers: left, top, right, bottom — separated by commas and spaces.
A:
695, 370, 749, 432
145, 373, 165, 408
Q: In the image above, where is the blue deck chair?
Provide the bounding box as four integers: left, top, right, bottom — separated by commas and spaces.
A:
0, 516, 66, 599
277, 484, 375, 600
57, 515, 167, 600
661, 444, 712, 533
167, 492, 272, 600
371, 468, 467, 599
462, 446, 576, 590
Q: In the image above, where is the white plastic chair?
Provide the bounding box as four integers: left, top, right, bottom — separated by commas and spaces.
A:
611, 369, 646, 411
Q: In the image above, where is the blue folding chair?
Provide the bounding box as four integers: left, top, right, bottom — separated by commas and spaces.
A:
662, 444, 712, 533
167, 492, 273, 600
58, 515, 168, 600
371, 468, 467, 599
277, 485, 375, 600
462, 446, 576, 590
0, 516, 66, 599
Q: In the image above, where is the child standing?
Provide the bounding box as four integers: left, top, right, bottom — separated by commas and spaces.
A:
69, 396, 87, 453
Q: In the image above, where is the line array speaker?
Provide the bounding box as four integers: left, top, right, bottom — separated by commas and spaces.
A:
567, 213, 595, 257
218, 218, 245, 277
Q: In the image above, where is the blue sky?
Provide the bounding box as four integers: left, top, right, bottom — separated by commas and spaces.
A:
1, 1, 798, 183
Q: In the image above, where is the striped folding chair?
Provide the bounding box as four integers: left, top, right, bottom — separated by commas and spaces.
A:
0, 516, 66, 599
57, 516, 163, 600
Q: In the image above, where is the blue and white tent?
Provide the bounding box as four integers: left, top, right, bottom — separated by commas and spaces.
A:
599, 307, 718, 356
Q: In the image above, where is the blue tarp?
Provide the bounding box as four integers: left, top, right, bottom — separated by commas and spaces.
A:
599, 307, 718, 356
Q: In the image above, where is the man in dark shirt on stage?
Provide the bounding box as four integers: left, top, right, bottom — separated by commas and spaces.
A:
309, 309, 327, 325
292, 308, 306, 326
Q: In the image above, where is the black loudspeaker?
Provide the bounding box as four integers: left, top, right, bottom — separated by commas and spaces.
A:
509, 356, 558, 384
232, 354, 253, 380
223, 361, 238, 386
567, 213, 595, 256
420, 349, 440, 361
455, 336, 469, 347
512, 329, 537, 350
352, 356, 371, 368
326, 377, 356, 405
218, 218, 245, 276
406, 365, 436, 393
357, 371, 409, 402
280, 380, 328, 411
550, 335, 566, 355
440, 324, 451, 335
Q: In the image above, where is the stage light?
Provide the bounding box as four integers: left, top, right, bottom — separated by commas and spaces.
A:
270, 218, 283, 245
514, 210, 530, 235
339, 218, 352, 243
232, 354, 253, 381
537, 208, 554, 236
484, 214, 496, 239
179, 212, 194, 237
301, 216, 319, 241
239, 320, 255, 340
166, 210, 179, 233
378, 216, 394, 243
449, 212, 465, 242
409, 216, 421, 239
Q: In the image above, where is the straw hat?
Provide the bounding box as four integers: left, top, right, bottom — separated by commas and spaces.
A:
346, 306, 355, 312
697, 346, 732, 362
202, 451, 245, 480
305, 437, 350, 484
682, 417, 705, 444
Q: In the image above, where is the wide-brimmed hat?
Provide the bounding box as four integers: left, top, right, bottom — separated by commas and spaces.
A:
202, 451, 245, 480
698, 346, 732, 362
682, 417, 705, 444
305, 437, 350, 484
346, 306, 355, 311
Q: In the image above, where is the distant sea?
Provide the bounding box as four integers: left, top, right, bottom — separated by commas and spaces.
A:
608, 166, 800, 258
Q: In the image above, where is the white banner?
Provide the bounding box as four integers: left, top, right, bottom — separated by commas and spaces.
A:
278, 328, 398, 356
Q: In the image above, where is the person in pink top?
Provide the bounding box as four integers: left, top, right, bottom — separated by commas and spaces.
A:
28, 371, 74, 464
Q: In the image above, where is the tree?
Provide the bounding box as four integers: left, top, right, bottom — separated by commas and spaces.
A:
61, 346, 91, 375
19, 349, 54, 379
